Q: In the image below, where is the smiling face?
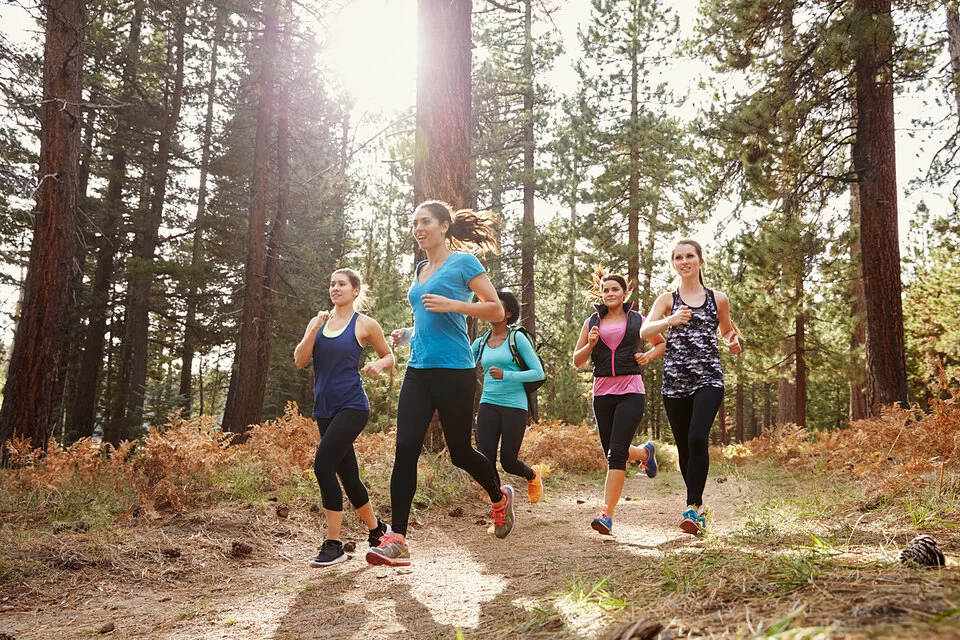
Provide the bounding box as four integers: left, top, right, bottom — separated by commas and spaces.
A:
672, 243, 703, 279
412, 206, 449, 252
329, 271, 359, 308
601, 277, 627, 308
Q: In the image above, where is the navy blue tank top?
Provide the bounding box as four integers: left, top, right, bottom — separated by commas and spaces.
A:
311, 312, 369, 418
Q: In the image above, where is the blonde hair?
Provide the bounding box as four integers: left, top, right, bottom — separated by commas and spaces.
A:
331, 268, 370, 312
585, 264, 633, 302
416, 200, 500, 254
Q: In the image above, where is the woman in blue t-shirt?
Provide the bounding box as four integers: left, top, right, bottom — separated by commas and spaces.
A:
294, 268, 394, 567
471, 290, 546, 507
366, 201, 513, 567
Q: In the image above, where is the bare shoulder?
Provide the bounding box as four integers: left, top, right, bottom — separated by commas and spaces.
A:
712, 290, 730, 305
357, 314, 384, 334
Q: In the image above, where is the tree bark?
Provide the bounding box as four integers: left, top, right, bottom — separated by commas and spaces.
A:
520, 0, 537, 420
848, 163, 868, 421
627, 0, 641, 290
414, 0, 473, 451
179, 9, 225, 416
947, 1, 960, 117
0, 0, 84, 463
72, 0, 143, 441
221, 0, 278, 434
413, 0, 472, 211
853, 0, 908, 413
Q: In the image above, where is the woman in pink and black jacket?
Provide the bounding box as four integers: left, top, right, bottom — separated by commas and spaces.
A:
573, 270, 665, 536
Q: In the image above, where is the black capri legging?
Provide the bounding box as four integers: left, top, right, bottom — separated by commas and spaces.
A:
663, 385, 724, 508
592, 393, 646, 471
475, 402, 535, 487
314, 409, 371, 512
391, 367, 503, 536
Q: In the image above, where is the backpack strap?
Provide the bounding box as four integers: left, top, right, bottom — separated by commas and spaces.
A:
475, 329, 493, 364
507, 327, 529, 371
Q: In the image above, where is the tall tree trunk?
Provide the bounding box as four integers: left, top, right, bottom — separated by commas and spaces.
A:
641, 197, 658, 309
565, 179, 577, 323
947, 1, 960, 117
221, 0, 278, 434
414, 0, 472, 450
763, 380, 772, 430
626, 0, 641, 289
72, 0, 143, 441
413, 0, 472, 211
735, 354, 744, 442
0, 0, 84, 463
116, 4, 187, 442
520, 0, 538, 420
58, 90, 97, 444
853, 0, 908, 413
257, 43, 292, 417
776, 0, 806, 428
179, 9, 224, 416
848, 162, 868, 421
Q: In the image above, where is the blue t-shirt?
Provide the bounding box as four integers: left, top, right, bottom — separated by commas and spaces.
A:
471, 330, 545, 410
407, 252, 485, 369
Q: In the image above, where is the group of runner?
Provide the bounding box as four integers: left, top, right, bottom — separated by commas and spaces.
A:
294, 200, 741, 568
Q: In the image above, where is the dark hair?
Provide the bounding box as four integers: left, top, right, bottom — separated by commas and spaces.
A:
416, 200, 500, 254
670, 239, 705, 287
331, 268, 369, 311
497, 290, 520, 326
585, 264, 632, 301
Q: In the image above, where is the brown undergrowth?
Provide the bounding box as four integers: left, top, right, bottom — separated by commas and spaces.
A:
721, 388, 960, 509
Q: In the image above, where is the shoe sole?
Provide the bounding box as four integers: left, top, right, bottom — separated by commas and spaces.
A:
365, 551, 411, 567
591, 520, 613, 535
680, 519, 702, 535
309, 553, 348, 567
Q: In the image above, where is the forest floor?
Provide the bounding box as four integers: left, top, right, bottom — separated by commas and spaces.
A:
1, 458, 958, 640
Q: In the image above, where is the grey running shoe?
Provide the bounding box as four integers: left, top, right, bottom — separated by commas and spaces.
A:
492, 485, 516, 539
365, 533, 411, 567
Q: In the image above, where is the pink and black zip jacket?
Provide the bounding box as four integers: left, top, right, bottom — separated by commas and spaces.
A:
587, 301, 644, 378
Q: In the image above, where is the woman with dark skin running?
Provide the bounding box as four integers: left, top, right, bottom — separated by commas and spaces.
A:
294, 268, 394, 566
573, 270, 665, 536
366, 201, 514, 567
472, 290, 546, 506
641, 240, 741, 535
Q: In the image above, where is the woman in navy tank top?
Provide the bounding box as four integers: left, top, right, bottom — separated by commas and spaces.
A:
641, 240, 741, 535
294, 268, 395, 567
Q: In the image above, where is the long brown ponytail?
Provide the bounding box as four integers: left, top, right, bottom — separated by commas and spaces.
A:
416, 200, 500, 254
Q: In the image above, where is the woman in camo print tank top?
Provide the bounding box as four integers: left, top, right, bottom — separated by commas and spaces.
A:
641, 239, 741, 536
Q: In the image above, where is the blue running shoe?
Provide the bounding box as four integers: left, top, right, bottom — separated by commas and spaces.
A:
641, 441, 658, 478
591, 510, 613, 535
680, 507, 706, 535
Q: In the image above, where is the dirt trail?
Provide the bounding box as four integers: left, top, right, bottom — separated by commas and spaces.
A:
0, 470, 748, 639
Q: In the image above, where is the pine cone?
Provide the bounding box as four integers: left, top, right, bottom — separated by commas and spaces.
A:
899, 535, 945, 567
275, 504, 290, 519
231, 540, 253, 557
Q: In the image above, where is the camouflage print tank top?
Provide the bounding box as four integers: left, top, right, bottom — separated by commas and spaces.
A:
662, 288, 724, 398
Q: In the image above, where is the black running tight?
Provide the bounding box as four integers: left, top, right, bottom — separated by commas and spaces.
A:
475, 402, 535, 486
663, 386, 724, 507
314, 409, 371, 512
592, 393, 646, 471
391, 368, 502, 536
